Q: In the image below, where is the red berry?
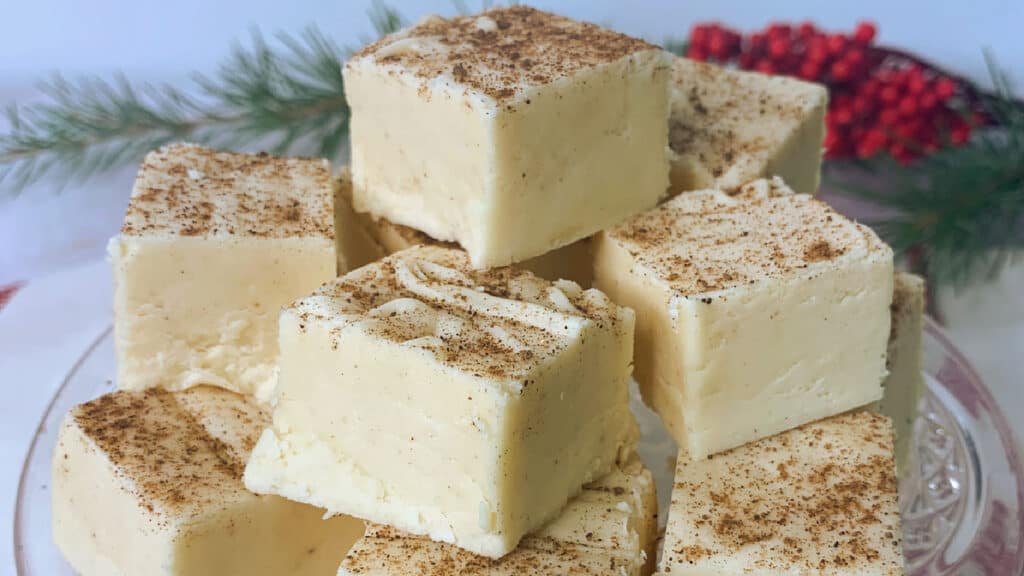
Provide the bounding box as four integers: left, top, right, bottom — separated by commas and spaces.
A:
880, 108, 900, 127
826, 34, 847, 55
897, 96, 918, 118
690, 25, 709, 48
830, 60, 853, 82
798, 21, 817, 38
687, 45, 708, 62
857, 129, 886, 158
754, 59, 776, 75
833, 106, 854, 125
919, 92, 939, 110
708, 31, 729, 59
859, 78, 881, 99
749, 32, 768, 51
880, 85, 901, 105
889, 142, 916, 163
852, 96, 873, 117
950, 123, 972, 145
806, 37, 829, 63
738, 50, 757, 69
767, 22, 792, 39
799, 61, 821, 80
853, 21, 877, 45
768, 37, 789, 60
935, 77, 957, 100
844, 49, 866, 69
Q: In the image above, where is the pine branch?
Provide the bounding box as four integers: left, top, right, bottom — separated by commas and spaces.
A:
829, 54, 1024, 288
0, 25, 355, 194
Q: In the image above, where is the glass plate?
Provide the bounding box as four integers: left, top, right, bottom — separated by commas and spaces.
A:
14, 319, 1024, 575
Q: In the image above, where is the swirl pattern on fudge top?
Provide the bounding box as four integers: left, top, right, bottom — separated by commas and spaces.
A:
348, 6, 663, 103
287, 245, 632, 386
604, 177, 892, 297
122, 143, 334, 240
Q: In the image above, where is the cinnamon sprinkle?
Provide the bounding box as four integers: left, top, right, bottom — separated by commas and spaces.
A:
604, 178, 890, 296
122, 143, 334, 240
349, 6, 662, 103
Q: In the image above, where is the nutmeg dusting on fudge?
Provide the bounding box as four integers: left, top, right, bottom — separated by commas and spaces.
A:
668, 411, 902, 573
669, 59, 826, 181
350, 6, 661, 102
67, 387, 268, 519
606, 178, 889, 295
291, 245, 629, 386
122, 143, 334, 239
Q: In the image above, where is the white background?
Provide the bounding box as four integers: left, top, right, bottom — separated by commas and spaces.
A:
1, 0, 1022, 84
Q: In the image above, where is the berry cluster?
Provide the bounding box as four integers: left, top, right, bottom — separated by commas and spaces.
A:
686, 21, 978, 163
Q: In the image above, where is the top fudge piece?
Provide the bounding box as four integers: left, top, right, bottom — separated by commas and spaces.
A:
344, 6, 671, 268
338, 167, 594, 286
659, 410, 904, 575
594, 178, 893, 459
669, 58, 827, 196
244, 245, 638, 558
110, 143, 337, 401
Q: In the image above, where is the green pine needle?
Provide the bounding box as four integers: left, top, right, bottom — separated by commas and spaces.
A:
1, 25, 354, 193
828, 53, 1024, 289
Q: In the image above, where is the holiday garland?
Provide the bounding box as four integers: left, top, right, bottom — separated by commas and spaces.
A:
0, 7, 1021, 288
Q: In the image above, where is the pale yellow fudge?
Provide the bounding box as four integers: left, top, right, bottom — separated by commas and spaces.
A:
337, 169, 593, 286
245, 245, 638, 558
52, 386, 365, 576
109, 143, 337, 401
594, 178, 893, 459
660, 410, 904, 575
880, 272, 926, 474
344, 6, 671, 268
339, 456, 657, 576
669, 58, 827, 196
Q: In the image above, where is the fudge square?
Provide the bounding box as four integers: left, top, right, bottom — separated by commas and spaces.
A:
669, 57, 827, 196
338, 456, 657, 576
52, 386, 365, 576
343, 6, 671, 268
244, 245, 638, 558
337, 167, 595, 287
594, 178, 893, 459
880, 272, 926, 476
660, 410, 904, 575
109, 143, 337, 401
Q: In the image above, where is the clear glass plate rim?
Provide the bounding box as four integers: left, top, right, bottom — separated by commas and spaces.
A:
13, 319, 1024, 575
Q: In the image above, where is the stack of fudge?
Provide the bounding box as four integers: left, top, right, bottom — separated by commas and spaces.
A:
51, 6, 926, 576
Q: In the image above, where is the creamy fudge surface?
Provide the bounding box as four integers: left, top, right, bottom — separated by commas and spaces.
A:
111, 143, 337, 401
669, 58, 827, 196
345, 6, 670, 267
595, 178, 893, 459
337, 168, 595, 286
122, 143, 333, 239
351, 6, 658, 103
52, 386, 365, 576
293, 245, 622, 380
881, 272, 926, 475
245, 245, 638, 558
339, 457, 657, 576
660, 411, 904, 575
613, 177, 883, 296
